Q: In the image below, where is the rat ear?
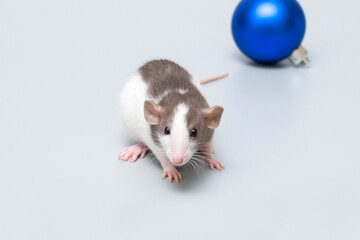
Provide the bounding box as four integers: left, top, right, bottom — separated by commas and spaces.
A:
144, 100, 163, 125
204, 106, 224, 129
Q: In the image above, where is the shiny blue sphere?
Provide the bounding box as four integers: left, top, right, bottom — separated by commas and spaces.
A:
232, 0, 306, 64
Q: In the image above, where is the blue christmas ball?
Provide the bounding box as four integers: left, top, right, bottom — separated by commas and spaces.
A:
231, 0, 306, 64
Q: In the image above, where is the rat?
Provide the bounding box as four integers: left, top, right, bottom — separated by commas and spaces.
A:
118, 59, 225, 183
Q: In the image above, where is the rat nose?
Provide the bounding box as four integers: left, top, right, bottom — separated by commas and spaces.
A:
173, 157, 183, 164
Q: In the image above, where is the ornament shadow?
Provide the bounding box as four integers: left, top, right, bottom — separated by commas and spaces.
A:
232, 51, 293, 69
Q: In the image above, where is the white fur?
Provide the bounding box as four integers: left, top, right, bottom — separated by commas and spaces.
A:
120, 73, 172, 168
152, 88, 188, 104
177, 88, 188, 94
119, 74, 160, 155
152, 89, 171, 104
119, 74, 149, 142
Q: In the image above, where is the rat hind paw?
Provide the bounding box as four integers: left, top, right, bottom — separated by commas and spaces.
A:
162, 167, 183, 183
118, 143, 148, 162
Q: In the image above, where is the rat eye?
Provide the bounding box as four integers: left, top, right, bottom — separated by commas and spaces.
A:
190, 128, 198, 137
164, 127, 170, 135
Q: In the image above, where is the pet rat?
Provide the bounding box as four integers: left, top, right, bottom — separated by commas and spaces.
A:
118, 59, 225, 183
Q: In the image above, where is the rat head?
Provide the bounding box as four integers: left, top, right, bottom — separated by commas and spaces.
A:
144, 100, 224, 167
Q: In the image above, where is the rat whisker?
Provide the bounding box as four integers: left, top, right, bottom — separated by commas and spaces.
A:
191, 160, 201, 175
191, 159, 207, 167
192, 154, 220, 164
192, 161, 200, 173
188, 160, 195, 171
191, 154, 207, 159
190, 157, 207, 167
191, 160, 197, 171
191, 159, 200, 175
191, 156, 205, 162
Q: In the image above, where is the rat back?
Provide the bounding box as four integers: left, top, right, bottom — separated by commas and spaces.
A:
138, 60, 202, 101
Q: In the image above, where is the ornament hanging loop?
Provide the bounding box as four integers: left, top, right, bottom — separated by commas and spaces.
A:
289, 45, 310, 67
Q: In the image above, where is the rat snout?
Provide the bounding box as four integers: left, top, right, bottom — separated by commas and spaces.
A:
170, 149, 193, 166
170, 144, 187, 166
172, 156, 183, 164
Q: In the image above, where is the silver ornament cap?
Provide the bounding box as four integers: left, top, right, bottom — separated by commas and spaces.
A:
289, 45, 310, 67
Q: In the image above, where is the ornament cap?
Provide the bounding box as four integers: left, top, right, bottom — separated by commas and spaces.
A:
289, 45, 310, 67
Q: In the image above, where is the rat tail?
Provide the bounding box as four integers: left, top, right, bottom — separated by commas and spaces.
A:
199, 73, 229, 85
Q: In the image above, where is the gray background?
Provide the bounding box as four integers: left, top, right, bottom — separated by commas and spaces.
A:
1, 0, 359, 239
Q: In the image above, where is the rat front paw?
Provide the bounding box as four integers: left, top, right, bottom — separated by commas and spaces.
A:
204, 155, 224, 170
162, 167, 182, 183
118, 143, 148, 162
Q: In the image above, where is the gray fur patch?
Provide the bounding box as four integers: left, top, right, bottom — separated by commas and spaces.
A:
139, 59, 213, 147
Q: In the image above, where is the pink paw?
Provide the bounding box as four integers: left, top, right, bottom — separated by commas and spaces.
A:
118, 144, 148, 162
162, 167, 182, 183
204, 155, 224, 170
